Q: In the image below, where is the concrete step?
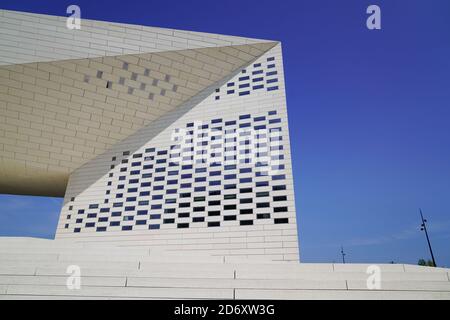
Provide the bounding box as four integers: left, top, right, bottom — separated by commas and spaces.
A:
234, 289, 450, 300
2, 284, 234, 299
0, 275, 126, 287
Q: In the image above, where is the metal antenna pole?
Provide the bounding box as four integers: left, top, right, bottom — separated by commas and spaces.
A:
340, 245, 346, 264
420, 208, 437, 267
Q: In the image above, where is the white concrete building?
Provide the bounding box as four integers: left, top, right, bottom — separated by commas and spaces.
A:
0, 9, 298, 261
1, 10, 449, 300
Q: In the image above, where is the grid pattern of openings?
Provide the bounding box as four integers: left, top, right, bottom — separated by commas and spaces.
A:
65, 109, 289, 233
88, 62, 178, 100
214, 57, 279, 100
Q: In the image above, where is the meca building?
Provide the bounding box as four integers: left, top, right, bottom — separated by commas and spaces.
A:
0, 9, 299, 262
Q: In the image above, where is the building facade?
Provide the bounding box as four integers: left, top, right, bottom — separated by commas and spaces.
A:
0, 10, 299, 261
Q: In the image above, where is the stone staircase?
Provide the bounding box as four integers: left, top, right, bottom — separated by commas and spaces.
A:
0, 237, 449, 299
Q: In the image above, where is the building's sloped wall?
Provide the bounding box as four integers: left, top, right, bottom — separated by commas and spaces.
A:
0, 9, 270, 66
56, 44, 299, 262
0, 42, 274, 196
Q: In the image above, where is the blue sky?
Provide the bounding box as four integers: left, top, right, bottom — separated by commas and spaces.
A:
1, 0, 449, 266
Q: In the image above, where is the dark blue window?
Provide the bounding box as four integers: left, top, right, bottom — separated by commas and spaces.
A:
269, 118, 281, 124
239, 91, 250, 96
208, 221, 220, 227
267, 86, 279, 91
149, 224, 160, 230
122, 226, 133, 231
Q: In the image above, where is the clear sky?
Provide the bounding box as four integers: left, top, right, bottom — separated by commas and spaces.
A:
0, 0, 449, 266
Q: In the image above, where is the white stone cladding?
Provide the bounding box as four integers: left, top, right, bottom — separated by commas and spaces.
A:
0, 10, 299, 262
0, 9, 271, 66
56, 43, 299, 262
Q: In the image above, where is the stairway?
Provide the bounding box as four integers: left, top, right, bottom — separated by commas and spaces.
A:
0, 237, 449, 299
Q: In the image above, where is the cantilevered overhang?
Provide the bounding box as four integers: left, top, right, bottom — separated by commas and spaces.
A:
0, 10, 278, 197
